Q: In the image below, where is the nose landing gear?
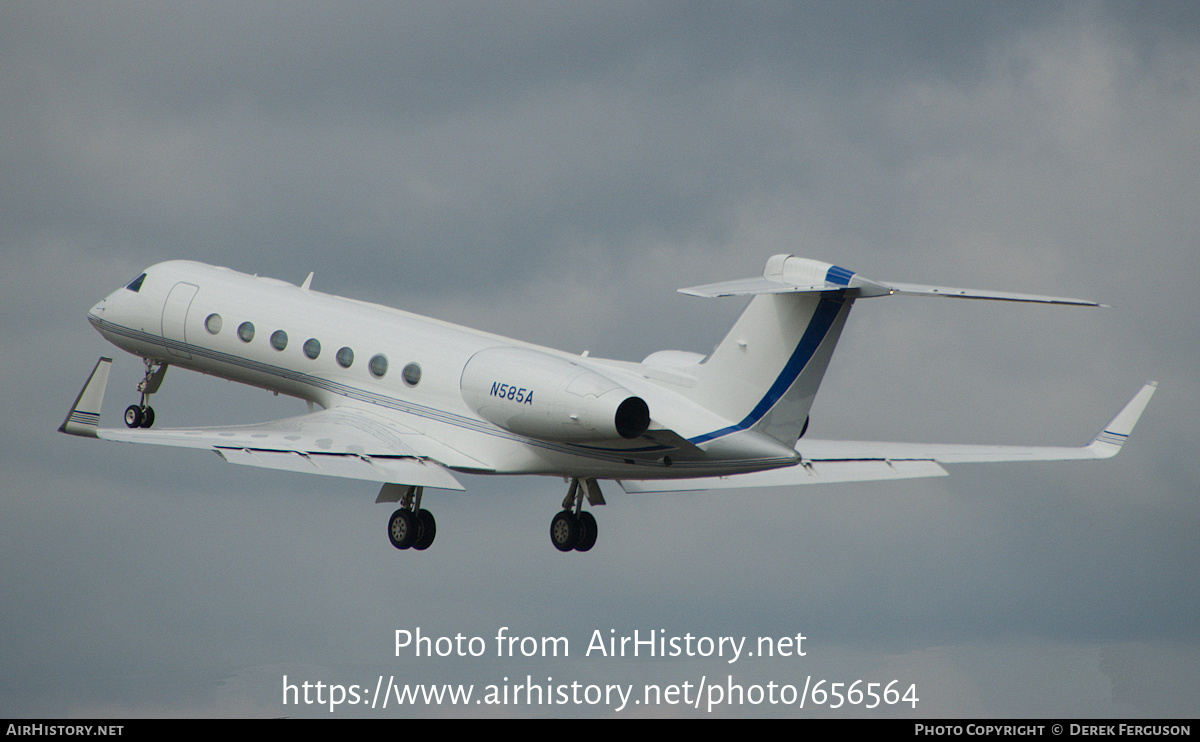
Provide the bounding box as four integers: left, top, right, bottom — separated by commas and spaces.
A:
124, 359, 167, 428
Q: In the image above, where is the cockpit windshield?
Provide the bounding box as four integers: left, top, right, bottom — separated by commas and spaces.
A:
125, 273, 147, 292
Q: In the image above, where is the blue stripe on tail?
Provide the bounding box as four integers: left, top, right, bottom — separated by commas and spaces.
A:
825, 265, 855, 286
689, 296, 844, 444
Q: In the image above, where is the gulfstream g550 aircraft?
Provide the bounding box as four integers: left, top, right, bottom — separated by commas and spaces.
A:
61, 255, 1155, 553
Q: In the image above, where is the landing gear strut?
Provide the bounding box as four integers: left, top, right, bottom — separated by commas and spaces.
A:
550, 477, 602, 552
384, 485, 436, 551
124, 359, 167, 428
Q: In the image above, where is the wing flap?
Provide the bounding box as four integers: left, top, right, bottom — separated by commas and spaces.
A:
620, 459, 947, 493
97, 411, 468, 490
98, 408, 489, 472
96, 404, 474, 489
678, 277, 837, 298
213, 447, 464, 489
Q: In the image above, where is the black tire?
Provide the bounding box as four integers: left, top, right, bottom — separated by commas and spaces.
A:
139, 406, 155, 428
388, 508, 418, 550
575, 511, 597, 552
550, 511, 579, 552
413, 509, 436, 551
124, 405, 143, 428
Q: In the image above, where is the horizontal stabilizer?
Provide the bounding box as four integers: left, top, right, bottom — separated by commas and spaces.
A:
680, 256, 1103, 306
885, 282, 1103, 307
679, 276, 852, 298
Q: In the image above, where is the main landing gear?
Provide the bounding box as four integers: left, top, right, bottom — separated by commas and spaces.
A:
379, 478, 602, 554
551, 477, 603, 553
124, 404, 154, 428
124, 359, 167, 429
383, 485, 436, 551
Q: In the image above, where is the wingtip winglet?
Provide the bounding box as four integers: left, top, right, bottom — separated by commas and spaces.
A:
1087, 381, 1157, 457
59, 357, 113, 437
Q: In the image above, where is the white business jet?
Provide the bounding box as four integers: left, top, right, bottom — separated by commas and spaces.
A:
61, 255, 1155, 553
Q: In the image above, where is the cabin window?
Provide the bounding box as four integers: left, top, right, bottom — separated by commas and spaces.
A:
237, 322, 255, 343
369, 354, 388, 378
205, 314, 222, 335
336, 347, 354, 368
125, 274, 146, 293
402, 362, 421, 387
270, 330, 288, 351
303, 338, 321, 359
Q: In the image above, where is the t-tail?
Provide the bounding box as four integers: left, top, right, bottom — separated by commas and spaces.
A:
679, 255, 1103, 448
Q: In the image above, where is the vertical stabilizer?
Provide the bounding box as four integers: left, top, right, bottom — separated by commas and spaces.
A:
687, 256, 856, 446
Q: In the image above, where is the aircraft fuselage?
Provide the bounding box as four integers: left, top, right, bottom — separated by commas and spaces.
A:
86, 260, 798, 480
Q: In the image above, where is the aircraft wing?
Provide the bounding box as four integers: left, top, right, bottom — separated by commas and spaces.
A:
60, 358, 476, 490
619, 382, 1156, 493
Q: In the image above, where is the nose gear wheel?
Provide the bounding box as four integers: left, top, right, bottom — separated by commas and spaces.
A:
124, 359, 167, 428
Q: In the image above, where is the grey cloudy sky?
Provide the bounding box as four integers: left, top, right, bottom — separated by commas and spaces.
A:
2, 1, 1197, 717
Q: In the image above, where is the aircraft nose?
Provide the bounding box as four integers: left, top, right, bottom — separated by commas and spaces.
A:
88, 297, 107, 318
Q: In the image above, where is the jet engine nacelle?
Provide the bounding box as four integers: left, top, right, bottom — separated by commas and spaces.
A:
461, 347, 650, 442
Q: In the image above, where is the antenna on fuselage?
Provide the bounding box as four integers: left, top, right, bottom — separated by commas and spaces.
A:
300, 272, 314, 291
